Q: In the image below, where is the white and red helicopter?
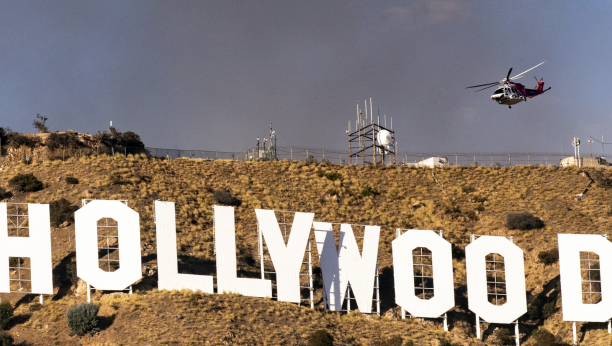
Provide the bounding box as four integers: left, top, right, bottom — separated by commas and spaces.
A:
466, 61, 550, 108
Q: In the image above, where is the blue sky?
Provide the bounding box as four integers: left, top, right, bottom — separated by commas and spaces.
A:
1, 1, 611, 153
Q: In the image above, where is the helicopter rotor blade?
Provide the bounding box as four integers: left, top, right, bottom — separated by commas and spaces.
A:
510, 61, 547, 80
466, 82, 499, 89
475, 84, 500, 92
506, 68, 513, 81
534, 76, 538, 82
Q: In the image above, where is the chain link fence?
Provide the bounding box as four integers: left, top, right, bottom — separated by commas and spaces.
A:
1, 143, 603, 168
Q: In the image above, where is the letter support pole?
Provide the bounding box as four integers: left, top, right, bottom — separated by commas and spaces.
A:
515, 319, 520, 346
573, 321, 577, 345
443, 313, 448, 331
476, 314, 481, 339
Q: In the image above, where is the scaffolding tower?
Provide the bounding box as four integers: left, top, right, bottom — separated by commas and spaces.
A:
347, 98, 396, 166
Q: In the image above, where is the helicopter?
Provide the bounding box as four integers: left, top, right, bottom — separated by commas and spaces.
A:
466, 61, 551, 108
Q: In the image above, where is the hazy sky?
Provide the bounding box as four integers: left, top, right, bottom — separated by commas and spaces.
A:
1, 1, 611, 153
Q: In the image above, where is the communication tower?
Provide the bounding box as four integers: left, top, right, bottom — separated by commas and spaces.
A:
347, 98, 396, 166
255, 123, 277, 161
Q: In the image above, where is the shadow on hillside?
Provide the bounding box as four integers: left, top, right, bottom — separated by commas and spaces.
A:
177, 255, 216, 276
9, 313, 31, 328
379, 266, 396, 314
15, 341, 34, 346
52, 252, 76, 301
14, 294, 40, 309
98, 315, 116, 331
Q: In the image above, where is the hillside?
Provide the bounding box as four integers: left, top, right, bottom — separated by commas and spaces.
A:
1, 154, 612, 345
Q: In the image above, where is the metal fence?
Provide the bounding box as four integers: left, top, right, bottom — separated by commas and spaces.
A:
146, 147, 247, 161
274, 148, 577, 168
1, 143, 599, 168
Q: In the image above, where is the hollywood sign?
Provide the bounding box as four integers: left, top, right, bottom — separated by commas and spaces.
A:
1, 201, 611, 328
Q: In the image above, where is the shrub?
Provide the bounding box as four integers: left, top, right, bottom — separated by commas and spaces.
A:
531, 328, 556, 346
494, 328, 512, 345
212, 190, 241, 206
5, 132, 40, 148
326, 189, 339, 196
324, 172, 341, 181
46, 131, 84, 150
32, 114, 49, 133
0, 331, 13, 346
438, 339, 460, 346
66, 261, 79, 286
0, 127, 6, 143
307, 329, 333, 346
505, 212, 544, 230
538, 248, 559, 266
65, 176, 79, 184
361, 185, 379, 197
0, 302, 14, 330
28, 303, 42, 312
110, 172, 127, 185
66, 302, 99, 336
0, 188, 12, 201
8, 173, 44, 192
119, 131, 145, 148
305, 155, 317, 164
372, 335, 403, 346
541, 301, 556, 318
50, 198, 77, 228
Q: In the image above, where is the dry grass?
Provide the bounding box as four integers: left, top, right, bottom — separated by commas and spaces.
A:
1, 156, 611, 344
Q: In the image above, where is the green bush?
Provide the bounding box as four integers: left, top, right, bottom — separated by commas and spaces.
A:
65, 176, 79, 184
505, 212, 544, 230
66, 302, 99, 336
8, 173, 44, 192
0, 302, 14, 330
49, 198, 77, 227
307, 329, 333, 346
212, 190, 241, 206
0, 330, 13, 346
538, 248, 559, 266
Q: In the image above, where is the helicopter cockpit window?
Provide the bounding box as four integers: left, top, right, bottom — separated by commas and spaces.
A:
494, 88, 504, 94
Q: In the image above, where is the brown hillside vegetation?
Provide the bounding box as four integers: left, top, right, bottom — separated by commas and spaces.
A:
1, 154, 612, 345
